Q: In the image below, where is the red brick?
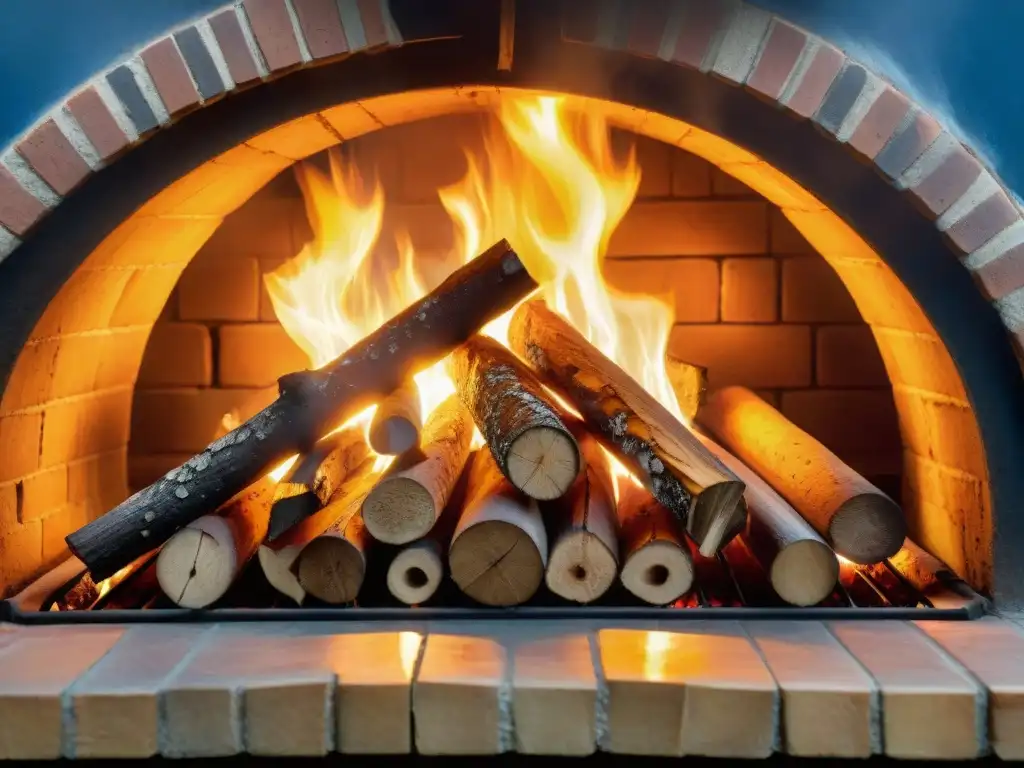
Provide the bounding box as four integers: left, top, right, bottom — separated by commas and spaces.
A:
672, 2, 730, 69
785, 44, 843, 119
141, 38, 200, 116
137, 323, 213, 387
603, 258, 719, 323
874, 110, 942, 180
847, 88, 910, 160
66, 87, 130, 161
627, 0, 673, 57
19, 465, 68, 523
946, 191, 1020, 254
208, 9, 261, 85
671, 151, 713, 197
769, 208, 813, 254
0, 414, 42, 483
293, 0, 348, 59
609, 201, 768, 256
668, 324, 811, 388
218, 324, 308, 387
910, 146, 983, 218
243, 0, 303, 71
178, 258, 261, 321
357, 0, 389, 48
128, 453, 193, 492
0, 166, 47, 235
746, 21, 807, 101
973, 241, 1024, 301
130, 387, 276, 454
781, 256, 861, 322
815, 325, 887, 387
721, 258, 778, 322
711, 168, 756, 197
780, 389, 902, 476
16, 119, 90, 196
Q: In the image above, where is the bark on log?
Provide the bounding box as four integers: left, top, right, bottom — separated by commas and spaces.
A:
543, 430, 619, 604
66, 239, 535, 581
665, 354, 707, 424
698, 385, 906, 564
508, 300, 745, 555
449, 334, 581, 500
368, 379, 423, 456
155, 473, 277, 609
361, 393, 474, 544
693, 429, 838, 607
448, 449, 548, 606
257, 457, 381, 604
616, 481, 694, 605
267, 424, 372, 540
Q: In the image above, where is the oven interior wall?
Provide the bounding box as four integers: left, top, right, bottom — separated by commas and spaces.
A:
127, 114, 903, 505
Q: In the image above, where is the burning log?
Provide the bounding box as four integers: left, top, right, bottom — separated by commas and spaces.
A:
543, 431, 619, 604
448, 449, 548, 606
616, 481, 694, 605
155, 473, 277, 609
665, 354, 707, 423
693, 430, 838, 607
361, 394, 474, 544
267, 424, 372, 540
698, 386, 906, 564
67, 239, 536, 581
449, 334, 581, 500
508, 300, 745, 555
368, 380, 422, 456
257, 458, 381, 605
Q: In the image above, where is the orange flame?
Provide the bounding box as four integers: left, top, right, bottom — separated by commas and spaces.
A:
263, 94, 685, 456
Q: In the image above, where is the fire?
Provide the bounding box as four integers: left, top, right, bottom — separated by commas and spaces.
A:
263, 94, 684, 454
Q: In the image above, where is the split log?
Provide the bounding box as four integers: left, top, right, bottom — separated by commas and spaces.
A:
665, 353, 707, 423
368, 380, 423, 456
543, 430, 619, 604
698, 386, 906, 564
448, 449, 548, 606
295, 506, 373, 605
616, 481, 694, 605
361, 393, 474, 544
267, 424, 372, 540
155, 473, 277, 609
508, 300, 745, 555
449, 334, 581, 500
67, 238, 536, 581
257, 457, 381, 605
693, 430, 838, 607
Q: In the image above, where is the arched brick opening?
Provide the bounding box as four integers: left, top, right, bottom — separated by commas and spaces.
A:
0, 0, 1020, 604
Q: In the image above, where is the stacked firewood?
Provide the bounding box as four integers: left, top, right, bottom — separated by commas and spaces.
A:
63, 239, 912, 611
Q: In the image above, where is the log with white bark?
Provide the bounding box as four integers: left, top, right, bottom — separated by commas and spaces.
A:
449, 334, 581, 500
615, 481, 695, 605
67, 238, 536, 581
508, 300, 745, 555
698, 385, 906, 564
368, 379, 423, 456
156, 473, 277, 609
361, 393, 474, 544
543, 430, 619, 604
448, 449, 548, 606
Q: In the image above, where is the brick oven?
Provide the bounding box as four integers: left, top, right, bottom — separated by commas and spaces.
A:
0, 0, 1023, 761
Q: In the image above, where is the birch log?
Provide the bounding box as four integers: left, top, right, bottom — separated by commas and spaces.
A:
368, 379, 423, 456
698, 386, 906, 564
508, 300, 745, 555
67, 238, 536, 581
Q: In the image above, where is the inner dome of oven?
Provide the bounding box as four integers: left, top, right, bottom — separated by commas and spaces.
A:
0, 89, 989, 600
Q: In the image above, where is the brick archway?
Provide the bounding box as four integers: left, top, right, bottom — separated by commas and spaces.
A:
0, 0, 1021, 602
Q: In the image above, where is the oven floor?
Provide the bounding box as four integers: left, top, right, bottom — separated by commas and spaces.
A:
0, 615, 1019, 760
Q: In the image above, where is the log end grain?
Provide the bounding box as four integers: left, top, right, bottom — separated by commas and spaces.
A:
545, 531, 618, 604
362, 477, 437, 545
449, 519, 545, 606
155, 517, 237, 609
770, 538, 839, 607
620, 541, 694, 605
296, 536, 366, 604
829, 492, 907, 564
387, 540, 444, 605
506, 426, 580, 500
690, 481, 748, 557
